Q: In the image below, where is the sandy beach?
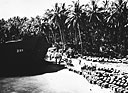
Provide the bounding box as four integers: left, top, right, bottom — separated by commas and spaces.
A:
0, 69, 114, 93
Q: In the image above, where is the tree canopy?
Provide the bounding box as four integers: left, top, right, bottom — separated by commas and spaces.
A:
1, 0, 128, 58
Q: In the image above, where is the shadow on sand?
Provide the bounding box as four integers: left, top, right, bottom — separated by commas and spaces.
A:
0, 60, 66, 78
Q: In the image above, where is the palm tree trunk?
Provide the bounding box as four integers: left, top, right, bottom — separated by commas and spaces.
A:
74, 29, 78, 45
58, 25, 65, 50
77, 23, 83, 55
51, 28, 56, 43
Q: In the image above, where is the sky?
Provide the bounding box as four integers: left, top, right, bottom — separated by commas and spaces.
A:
0, 0, 116, 20
0, 0, 92, 19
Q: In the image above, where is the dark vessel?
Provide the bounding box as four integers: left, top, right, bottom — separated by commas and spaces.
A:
0, 34, 51, 77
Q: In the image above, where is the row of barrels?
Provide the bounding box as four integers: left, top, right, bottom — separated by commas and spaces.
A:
67, 65, 128, 93
85, 71, 128, 93
81, 63, 128, 93
82, 56, 128, 64
81, 64, 121, 74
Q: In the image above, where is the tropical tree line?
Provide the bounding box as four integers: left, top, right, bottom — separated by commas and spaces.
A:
0, 0, 128, 58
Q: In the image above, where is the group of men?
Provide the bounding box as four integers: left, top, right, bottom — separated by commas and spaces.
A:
46, 45, 76, 64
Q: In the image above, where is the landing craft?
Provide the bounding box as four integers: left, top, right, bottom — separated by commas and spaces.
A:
0, 34, 51, 77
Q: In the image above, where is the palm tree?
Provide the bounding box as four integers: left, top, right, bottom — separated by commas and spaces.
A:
84, 0, 106, 56
41, 22, 55, 44
66, 0, 84, 54
106, 0, 128, 57
44, 3, 68, 50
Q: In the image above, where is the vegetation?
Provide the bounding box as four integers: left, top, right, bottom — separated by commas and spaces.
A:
0, 0, 128, 58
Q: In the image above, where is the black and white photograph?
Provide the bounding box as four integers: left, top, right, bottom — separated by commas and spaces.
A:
0, 0, 128, 93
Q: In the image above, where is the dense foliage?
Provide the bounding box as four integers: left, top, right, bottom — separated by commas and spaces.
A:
0, 0, 128, 58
